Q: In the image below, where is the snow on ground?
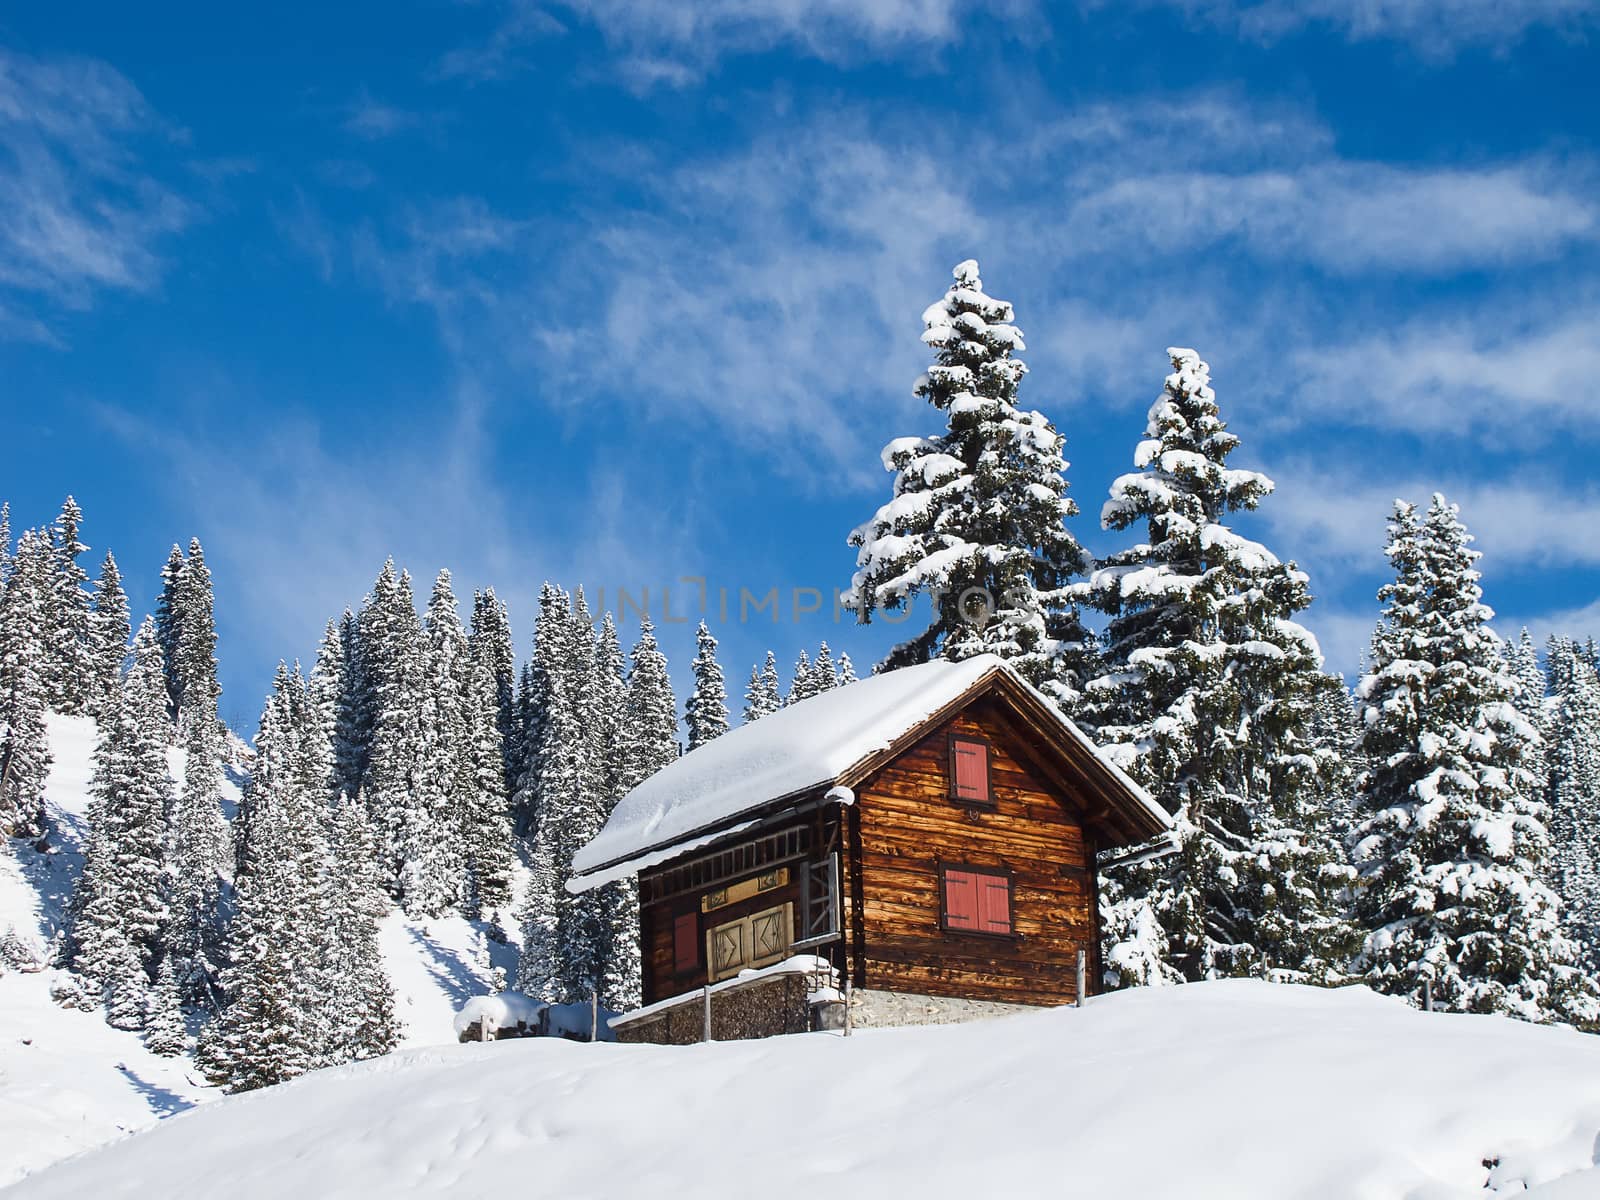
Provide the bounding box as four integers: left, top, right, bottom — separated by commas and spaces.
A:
0, 715, 221, 1189
0, 713, 525, 1187
379, 909, 521, 1050
9, 979, 1600, 1199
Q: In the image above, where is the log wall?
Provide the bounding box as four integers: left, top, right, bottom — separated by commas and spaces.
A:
853, 698, 1098, 1007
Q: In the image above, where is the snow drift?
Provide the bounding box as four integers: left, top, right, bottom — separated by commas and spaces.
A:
9, 979, 1600, 1199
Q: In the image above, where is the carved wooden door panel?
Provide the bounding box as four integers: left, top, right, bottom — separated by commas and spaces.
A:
709, 920, 747, 980
705, 903, 794, 981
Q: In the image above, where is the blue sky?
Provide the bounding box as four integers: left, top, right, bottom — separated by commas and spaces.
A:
2, 0, 1598, 728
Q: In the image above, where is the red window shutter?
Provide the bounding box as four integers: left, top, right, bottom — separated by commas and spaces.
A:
673, 913, 698, 973
952, 740, 989, 803
978, 875, 1012, 935
944, 869, 980, 931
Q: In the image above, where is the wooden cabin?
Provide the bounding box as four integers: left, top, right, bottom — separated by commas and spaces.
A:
568, 654, 1173, 1025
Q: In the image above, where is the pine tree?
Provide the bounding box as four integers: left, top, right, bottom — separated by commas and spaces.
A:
604, 617, 677, 1009
460, 653, 514, 919
1545, 639, 1600, 972
742, 651, 782, 723
405, 569, 468, 917
1350, 496, 1597, 1025
0, 530, 53, 838
685, 621, 729, 751
166, 543, 229, 998
787, 649, 818, 706
469, 589, 519, 794
515, 586, 584, 1001
154, 545, 187, 727
201, 668, 331, 1091
41, 496, 94, 714
1087, 349, 1353, 984
835, 651, 858, 686
551, 590, 609, 1000
68, 620, 171, 1021
321, 792, 399, 1062
812, 643, 837, 693
1508, 628, 1547, 735
845, 259, 1092, 706
330, 609, 372, 809
359, 563, 430, 900
87, 551, 130, 719
144, 957, 187, 1056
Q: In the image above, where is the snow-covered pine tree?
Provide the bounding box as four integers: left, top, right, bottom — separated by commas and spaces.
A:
41, 496, 94, 714
812, 643, 837, 693
330, 609, 371, 809
87, 551, 130, 719
469, 588, 519, 793
460, 652, 514, 920
580, 610, 634, 1008
144, 957, 186, 1056
510, 659, 543, 837
835, 651, 858, 686
515, 585, 582, 1001
358, 562, 430, 900
685, 620, 729, 751
0, 501, 10, 595
405, 569, 469, 918
0, 529, 53, 838
787, 649, 818, 706
742, 651, 782, 723
321, 791, 399, 1062
202, 666, 331, 1091
1086, 348, 1353, 985
165, 545, 229, 999
844, 260, 1092, 706
1350, 496, 1597, 1025
603, 617, 677, 1009
155, 545, 187, 727
1544, 639, 1600, 972
68, 619, 172, 1021
1507, 629, 1548, 736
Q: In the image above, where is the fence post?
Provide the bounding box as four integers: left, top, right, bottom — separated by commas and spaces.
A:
1076, 948, 1087, 1008
1423, 980, 1433, 1012
590, 989, 599, 1042
843, 976, 853, 1037
702, 983, 713, 1043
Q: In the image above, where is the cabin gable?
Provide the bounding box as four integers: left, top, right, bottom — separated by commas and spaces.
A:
851, 699, 1100, 1007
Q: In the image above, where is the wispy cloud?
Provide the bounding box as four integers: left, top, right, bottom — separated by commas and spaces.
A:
0, 48, 193, 338
1264, 468, 1600, 574
341, 92, 424, 140
1278, 304, 1600, 444
435, 0, 1030, 86
1108, 0, 1597, 55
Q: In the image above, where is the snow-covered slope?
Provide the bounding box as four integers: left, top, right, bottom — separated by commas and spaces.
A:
0, 716, 222, 1189
9, 980, 1600, 1199
0, 714, 517, 1188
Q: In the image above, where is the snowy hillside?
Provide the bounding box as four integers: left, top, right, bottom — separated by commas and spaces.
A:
0, 715, 516, 1188
8, 979, 1600, 1199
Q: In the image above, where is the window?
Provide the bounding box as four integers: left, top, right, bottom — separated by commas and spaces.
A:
673, 912, 699, 974
949, 736, 992, 805
940, 865, 1013, 936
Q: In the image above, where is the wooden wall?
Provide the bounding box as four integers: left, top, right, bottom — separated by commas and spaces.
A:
852, 698, 1098, 1007
639, 874, 805, 1005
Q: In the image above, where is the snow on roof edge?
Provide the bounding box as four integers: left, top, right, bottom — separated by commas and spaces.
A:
569, 654, 1172, 884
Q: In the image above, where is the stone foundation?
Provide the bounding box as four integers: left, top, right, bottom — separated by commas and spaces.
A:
847, 987, 1040, 1028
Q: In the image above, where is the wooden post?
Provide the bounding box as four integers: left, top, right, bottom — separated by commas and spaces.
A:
590, 989, 599, 1042
702, 983, 712, 1043
480, 1015, 490, 1043
1423, 980, 1433, 1012
843, 976, 853, 1037
1076, 948, 1087, 1008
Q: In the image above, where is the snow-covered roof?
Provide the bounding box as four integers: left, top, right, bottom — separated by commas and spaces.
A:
569, 654, 1171, 888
